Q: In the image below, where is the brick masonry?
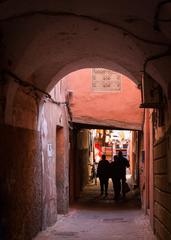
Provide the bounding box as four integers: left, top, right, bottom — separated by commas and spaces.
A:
154, 137, 171, 240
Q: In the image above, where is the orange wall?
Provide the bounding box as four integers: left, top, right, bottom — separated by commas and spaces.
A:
63, 69, 143, 130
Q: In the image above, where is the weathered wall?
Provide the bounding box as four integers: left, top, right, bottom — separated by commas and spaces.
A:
11, 88, 38, 129
56, 126, 65, 213
130, 131, 139, 187
152, 103, 171, 239
139, 131, 145, 209
0, 78, 70, 239
153, 137, 171, 239
40, 84, 69, 225
0, 125, 42, 240
56, 125, 69, 214
0, 84, 42, 240
144, 110, 150, 212
40, 102, 58, 228
69, 128, 75, 203
77, 129, 90, 191
69, 128, 90, 201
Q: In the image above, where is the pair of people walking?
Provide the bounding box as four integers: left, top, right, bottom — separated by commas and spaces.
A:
97, 151, 130, 200
111, 151, 130, 201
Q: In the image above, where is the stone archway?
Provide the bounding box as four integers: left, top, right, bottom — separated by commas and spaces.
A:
0, 8, 171, 239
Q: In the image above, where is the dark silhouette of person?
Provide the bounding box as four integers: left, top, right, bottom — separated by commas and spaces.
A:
90, 161, 98, 184
97, 154, 110, 197
111, 151, 130, 201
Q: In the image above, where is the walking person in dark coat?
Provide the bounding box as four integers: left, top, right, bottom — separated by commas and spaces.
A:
110, 155, 119, 200
97, 154, 110, 197
111, 151, 130, 201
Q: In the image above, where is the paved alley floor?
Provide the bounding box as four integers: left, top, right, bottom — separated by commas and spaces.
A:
34, 179, 156, 240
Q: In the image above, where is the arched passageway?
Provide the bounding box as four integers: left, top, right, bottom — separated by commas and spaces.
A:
1, 2, 171, 239
27, 67, 154, 240
53, 68, 144, 209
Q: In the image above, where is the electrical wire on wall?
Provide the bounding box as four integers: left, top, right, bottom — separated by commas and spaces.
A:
143, 48, 171, 73
0, 69, 73, 124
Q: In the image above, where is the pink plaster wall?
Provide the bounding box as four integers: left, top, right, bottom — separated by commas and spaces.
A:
64, 69, 143, 130
40, 83, 70, 226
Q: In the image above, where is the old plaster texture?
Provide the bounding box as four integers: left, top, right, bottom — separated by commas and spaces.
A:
0, 125, 42, 240
64, 69, 143, 130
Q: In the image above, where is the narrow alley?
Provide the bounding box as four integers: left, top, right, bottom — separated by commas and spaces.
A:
1, 2, 171, 240
34, 180, 156, 240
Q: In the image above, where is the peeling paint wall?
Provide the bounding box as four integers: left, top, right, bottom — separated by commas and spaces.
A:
40, 83, 69, 227
40, 103, 58, 228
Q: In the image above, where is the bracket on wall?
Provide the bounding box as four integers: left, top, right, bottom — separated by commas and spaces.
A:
140, 72, 166, 126
139, 72, 163, 109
